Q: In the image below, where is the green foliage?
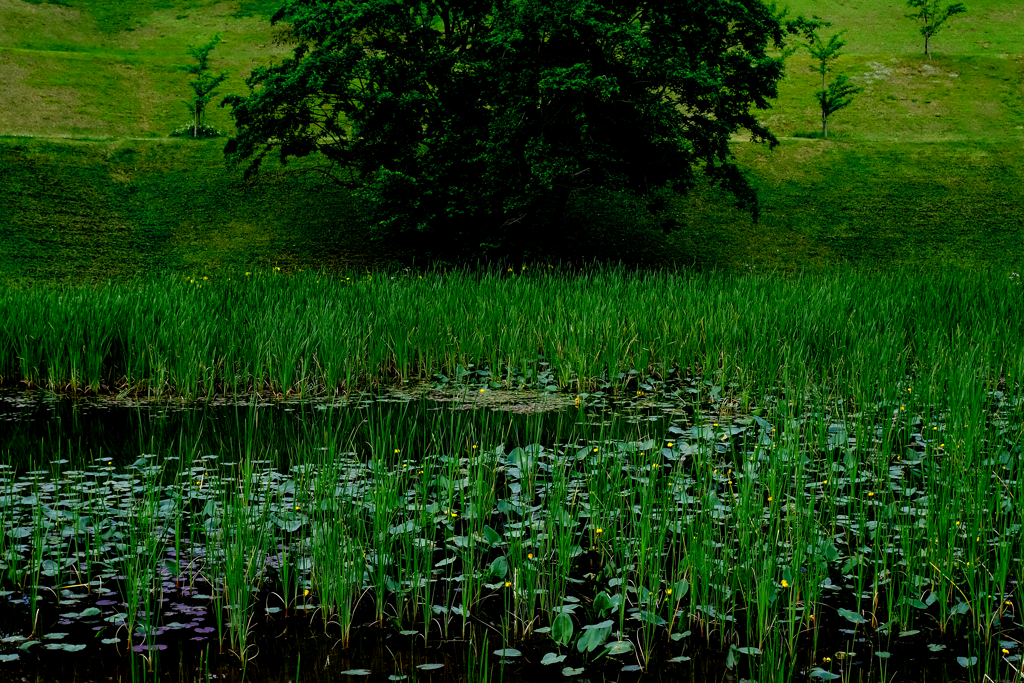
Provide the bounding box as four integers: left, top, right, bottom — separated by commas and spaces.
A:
180, 34, 229, 139
804, 30, 863, 138
905, 0, 968, 58
224, 0, 813, 258
815, 75, 863, 139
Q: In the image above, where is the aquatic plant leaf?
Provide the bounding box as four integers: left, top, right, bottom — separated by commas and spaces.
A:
950, 601, 970, 615
957, 656, 978, 668
0, 653, 19, 662
562, 667, 584, 676
542, 652, 566, 665
340, 669, 372, 675
488, 556, 508, 580
552, 612, 573, 646
389, 520, 417, 535
78, 607, 102, 618
493, 649, 521, 657
928, 643, 946, 652
42, 633, 67, 640
417, 663, 444, 670
483, 525, 502, 546
605, 641, 633, 655
593, 591, 615, 615
52, 643, 87, 651
810, 668, 841, 680
837, 608, 866, 624
577, 621, 612, 653
736, 647, 762, 655
668, 656, 691, 663
670, 630, 691, 641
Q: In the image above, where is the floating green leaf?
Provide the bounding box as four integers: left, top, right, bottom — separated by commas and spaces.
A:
605, 641, 633, 655
837, 608, 866, 624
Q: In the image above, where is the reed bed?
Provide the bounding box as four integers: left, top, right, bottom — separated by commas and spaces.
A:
1, 267, 1022, 404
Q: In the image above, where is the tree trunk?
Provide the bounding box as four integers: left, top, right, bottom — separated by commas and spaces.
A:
925, 34, 931, 59
822, 116, 828, 139
194, 102, 201, 138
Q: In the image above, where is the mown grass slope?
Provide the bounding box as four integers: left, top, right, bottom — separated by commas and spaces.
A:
0, 0, 1021, 276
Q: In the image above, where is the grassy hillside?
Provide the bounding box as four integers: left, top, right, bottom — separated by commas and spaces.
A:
0, 0, 1022, 276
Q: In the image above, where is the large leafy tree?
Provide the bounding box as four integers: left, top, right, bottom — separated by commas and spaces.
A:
224, 0, 809, 256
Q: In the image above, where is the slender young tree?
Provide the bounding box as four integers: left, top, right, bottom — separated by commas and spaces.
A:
806, 30, 863, 138
182, 34, 229, 138
905, 0, 967, 59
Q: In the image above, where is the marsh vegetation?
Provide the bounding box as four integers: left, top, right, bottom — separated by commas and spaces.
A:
0, 268, 1022, 681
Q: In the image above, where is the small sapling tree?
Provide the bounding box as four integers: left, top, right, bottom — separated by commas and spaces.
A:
179, 34, 228, 138
806, 30, 863, 138
905, 0, 967, 59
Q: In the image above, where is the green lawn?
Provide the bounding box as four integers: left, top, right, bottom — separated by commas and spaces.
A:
0, 0, 1021, 275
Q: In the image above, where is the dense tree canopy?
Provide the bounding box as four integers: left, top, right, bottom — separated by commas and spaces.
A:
224, 0, 810, 256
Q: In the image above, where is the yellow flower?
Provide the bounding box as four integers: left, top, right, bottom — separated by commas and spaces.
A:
782, 579, 789, 588
667, 442, 674, 447
868, 492, 874, 497
1003, 648, 1010, 654
823, 656, 831, 663
595, 528, 603, 534
528, 553, 533, 559
505, 581, 511, 587
480, 388, 485, 393
666, 588, 672, 595
767, 496, 773, 502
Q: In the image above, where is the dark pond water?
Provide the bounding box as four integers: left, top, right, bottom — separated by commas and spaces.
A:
0, 387, 1019, 683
